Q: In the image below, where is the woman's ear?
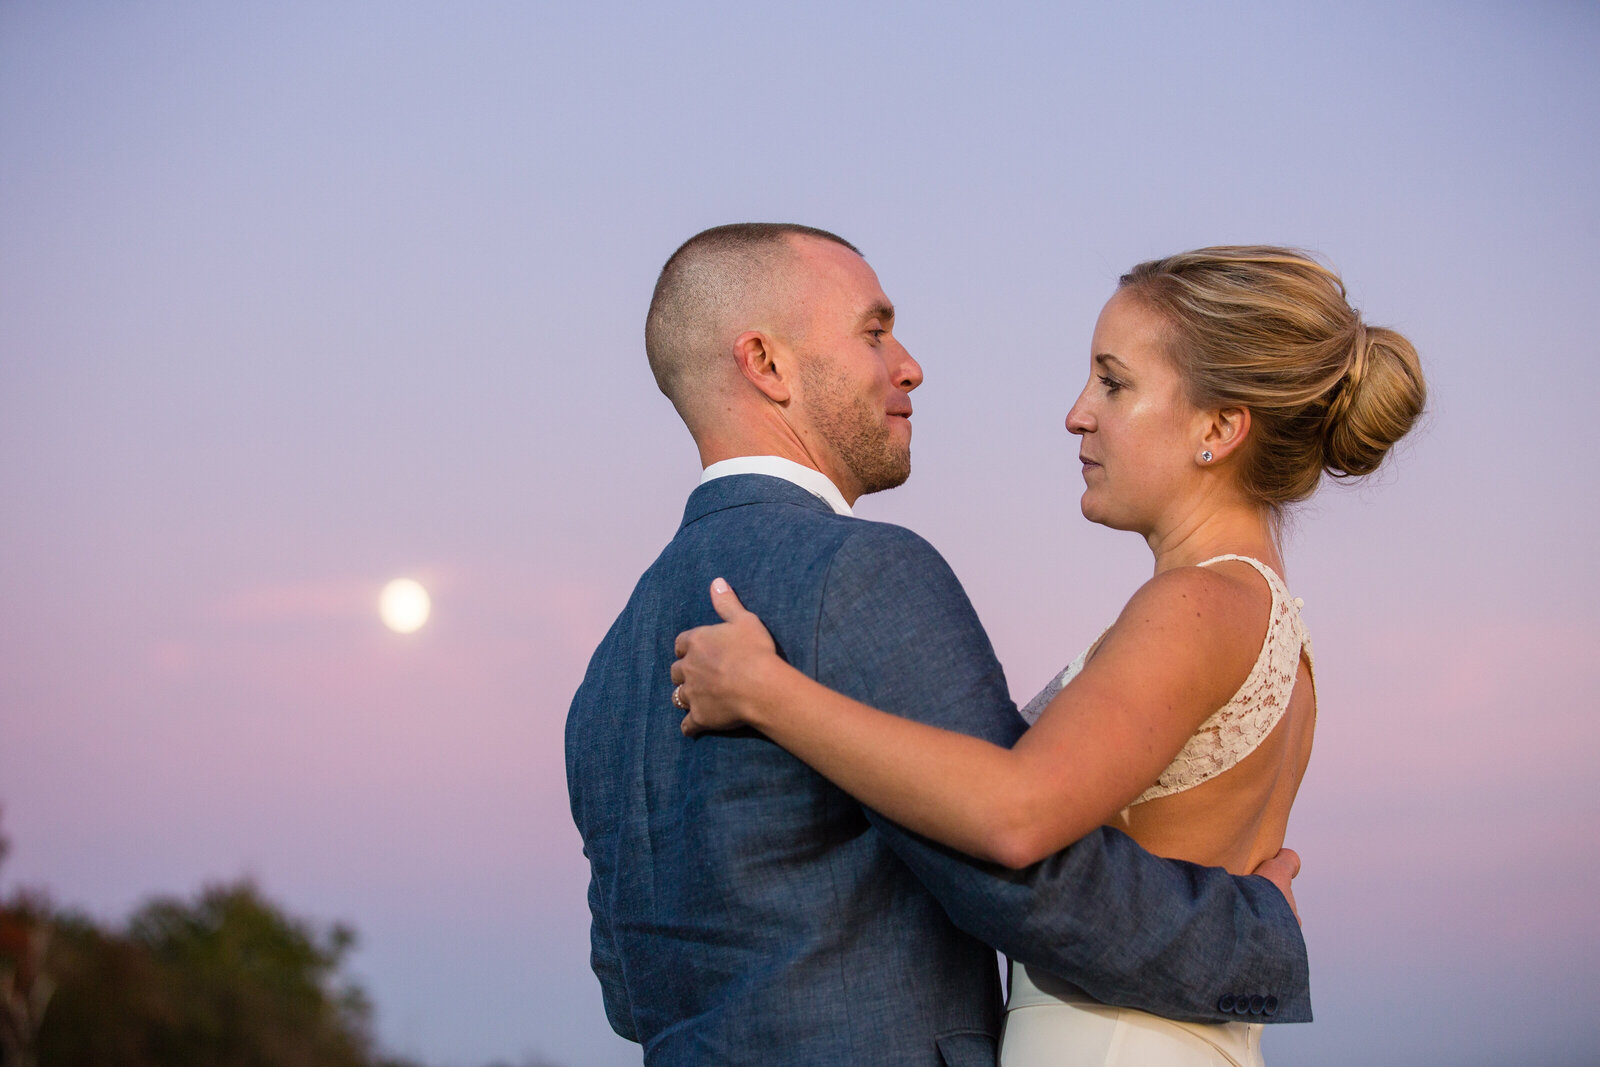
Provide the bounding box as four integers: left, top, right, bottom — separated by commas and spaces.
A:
1200, 406, 1251, 464
732, 330, 791, 403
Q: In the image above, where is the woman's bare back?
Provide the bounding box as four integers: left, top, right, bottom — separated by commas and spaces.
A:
1118, 654, 1315, 874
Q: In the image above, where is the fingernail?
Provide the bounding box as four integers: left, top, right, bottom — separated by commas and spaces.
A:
712, 578, 729, 594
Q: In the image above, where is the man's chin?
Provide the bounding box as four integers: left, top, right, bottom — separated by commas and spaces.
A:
874, 469, 911, 494
857, 455, 911, 497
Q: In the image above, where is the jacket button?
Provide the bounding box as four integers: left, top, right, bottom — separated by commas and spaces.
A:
1217, 994, 1236, 1013
1263, 996, 1279, 1017
1248, 995, 1266, 1015
1234, 998, 1251, 1015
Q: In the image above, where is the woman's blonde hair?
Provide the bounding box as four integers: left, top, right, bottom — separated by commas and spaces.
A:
1119, 246, 1426, 512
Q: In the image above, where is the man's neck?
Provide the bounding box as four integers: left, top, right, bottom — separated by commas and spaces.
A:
693, 412, 857, 505
699, 455, 853, 516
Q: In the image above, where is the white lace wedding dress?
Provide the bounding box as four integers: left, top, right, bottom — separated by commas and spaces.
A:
998, 556, 1314, 1067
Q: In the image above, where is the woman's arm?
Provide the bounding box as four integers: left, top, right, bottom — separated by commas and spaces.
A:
673, 570, 1266, 869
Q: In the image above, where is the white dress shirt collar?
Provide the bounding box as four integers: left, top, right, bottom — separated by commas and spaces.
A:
700, 456, 853, 517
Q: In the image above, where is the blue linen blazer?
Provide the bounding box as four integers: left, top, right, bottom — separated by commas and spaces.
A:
566, 475, 1309, 1066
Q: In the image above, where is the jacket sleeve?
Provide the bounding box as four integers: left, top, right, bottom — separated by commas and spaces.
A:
812, 523, 1311, 1024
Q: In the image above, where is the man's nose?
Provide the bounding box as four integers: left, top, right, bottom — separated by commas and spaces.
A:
894, 342, 924, 392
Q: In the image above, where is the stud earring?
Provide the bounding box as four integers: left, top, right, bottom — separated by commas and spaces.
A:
1200, 450, 1213, 463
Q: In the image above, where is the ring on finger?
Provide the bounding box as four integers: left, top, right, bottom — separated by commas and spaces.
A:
671, 684, 688, 711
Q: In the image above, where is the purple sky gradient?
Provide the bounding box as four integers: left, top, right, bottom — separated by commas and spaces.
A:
2, 3, 1596, 1064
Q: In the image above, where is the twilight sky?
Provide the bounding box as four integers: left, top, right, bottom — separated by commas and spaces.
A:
2, 3, 1596, 1065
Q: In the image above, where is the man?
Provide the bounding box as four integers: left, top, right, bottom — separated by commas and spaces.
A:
566, 224, 1308, 1066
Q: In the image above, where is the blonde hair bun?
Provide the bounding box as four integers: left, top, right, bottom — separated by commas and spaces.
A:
1321, 324, 1427, 479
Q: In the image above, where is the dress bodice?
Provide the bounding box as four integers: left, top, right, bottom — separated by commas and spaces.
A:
1019, 555, 1315, 804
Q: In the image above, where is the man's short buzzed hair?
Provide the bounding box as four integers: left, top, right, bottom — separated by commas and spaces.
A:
645, 223, 860, 405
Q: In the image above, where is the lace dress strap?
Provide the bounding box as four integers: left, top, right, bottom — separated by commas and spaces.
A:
1197, 554, 1315, 676
1131, 555, 1313, 803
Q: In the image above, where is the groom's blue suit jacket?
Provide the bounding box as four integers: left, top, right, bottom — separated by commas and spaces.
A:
566, 476, 1309, 1066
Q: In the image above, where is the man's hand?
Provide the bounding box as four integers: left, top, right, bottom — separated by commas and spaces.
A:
1251, 848, 1301, 925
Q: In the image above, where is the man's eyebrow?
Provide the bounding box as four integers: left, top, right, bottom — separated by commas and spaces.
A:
860, 302, 895, 325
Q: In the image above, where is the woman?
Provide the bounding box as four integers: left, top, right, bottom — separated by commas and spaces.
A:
669, 246, 1426, 1066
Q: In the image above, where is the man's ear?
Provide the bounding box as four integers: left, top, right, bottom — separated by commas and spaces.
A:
1200, 406, 1251, 463
732, 330, 791, 403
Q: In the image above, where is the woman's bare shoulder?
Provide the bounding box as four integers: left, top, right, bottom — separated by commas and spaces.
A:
1089, 563, 1272, 690
1119, 562, 1269, 633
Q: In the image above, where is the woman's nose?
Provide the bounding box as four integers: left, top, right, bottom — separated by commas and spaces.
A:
1065, 390, 1093, 435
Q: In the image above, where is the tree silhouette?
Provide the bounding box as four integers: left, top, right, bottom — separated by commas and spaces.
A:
0, 805, 397, 1067
0, 809, 52, 1067
36, 880, 375, 1067
0, 810, 550, 1067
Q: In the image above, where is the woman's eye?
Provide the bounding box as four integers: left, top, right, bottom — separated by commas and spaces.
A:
1099, 374, 1122, 392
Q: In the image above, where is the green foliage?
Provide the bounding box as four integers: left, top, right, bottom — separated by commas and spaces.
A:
0, 811, 542, 1067
0, 809, 53, 1067
26, 881, 375, 1067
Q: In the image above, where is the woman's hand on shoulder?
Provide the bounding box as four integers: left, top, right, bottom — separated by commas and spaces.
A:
672, 579, 790, 736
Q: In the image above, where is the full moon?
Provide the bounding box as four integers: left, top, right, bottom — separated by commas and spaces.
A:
378, 578, 431, 634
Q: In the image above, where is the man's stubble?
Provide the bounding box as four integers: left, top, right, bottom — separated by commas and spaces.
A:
797, 359, 911, 498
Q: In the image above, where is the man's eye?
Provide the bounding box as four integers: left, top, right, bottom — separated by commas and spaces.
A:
868, 329, 887, 341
